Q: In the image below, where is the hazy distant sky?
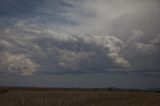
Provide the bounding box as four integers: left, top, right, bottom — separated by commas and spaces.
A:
0, 0, 160, 88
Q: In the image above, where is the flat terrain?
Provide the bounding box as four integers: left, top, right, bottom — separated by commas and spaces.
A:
0, 88, 160, 106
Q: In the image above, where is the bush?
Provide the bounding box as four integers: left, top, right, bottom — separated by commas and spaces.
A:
107, 88, 112, 91
1, 89, 9, 94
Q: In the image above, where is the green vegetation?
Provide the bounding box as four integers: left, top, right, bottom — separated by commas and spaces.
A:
0, 88, 160, 106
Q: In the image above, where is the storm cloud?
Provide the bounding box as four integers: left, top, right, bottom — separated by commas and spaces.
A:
0, 0, 160, 76
0, 22, 130, 75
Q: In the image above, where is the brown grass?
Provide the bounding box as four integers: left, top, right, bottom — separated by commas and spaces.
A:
0, 88, 160, 106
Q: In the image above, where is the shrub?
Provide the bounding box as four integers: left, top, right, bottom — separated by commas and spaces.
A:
1, 89, 9, 94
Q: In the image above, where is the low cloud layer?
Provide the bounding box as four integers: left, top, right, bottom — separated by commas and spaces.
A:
0, 21, 160, 76
0, 22, 130, 75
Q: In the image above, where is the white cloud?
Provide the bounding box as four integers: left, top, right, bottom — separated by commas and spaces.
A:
0, 39, 13, 48
84, 34, 130, 68
0, 52, 39, 76
59, 0, 159, 35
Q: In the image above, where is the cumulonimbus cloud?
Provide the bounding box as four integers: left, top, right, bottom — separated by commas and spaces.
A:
0, 0, 160, 76
0, 22, 131, 75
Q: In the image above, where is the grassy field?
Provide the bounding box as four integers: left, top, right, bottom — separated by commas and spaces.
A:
0, 88, 160, 106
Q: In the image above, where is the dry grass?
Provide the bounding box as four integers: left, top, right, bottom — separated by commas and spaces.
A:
0, 88, 160, 106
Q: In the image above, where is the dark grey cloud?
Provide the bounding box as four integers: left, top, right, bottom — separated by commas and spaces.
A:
0, 0, 71, 27
0, 0, 67, 17
0, 0, 42, 17
123, 30, 160, 71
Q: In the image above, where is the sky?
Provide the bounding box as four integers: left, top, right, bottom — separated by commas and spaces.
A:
0, 0, 160, 89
